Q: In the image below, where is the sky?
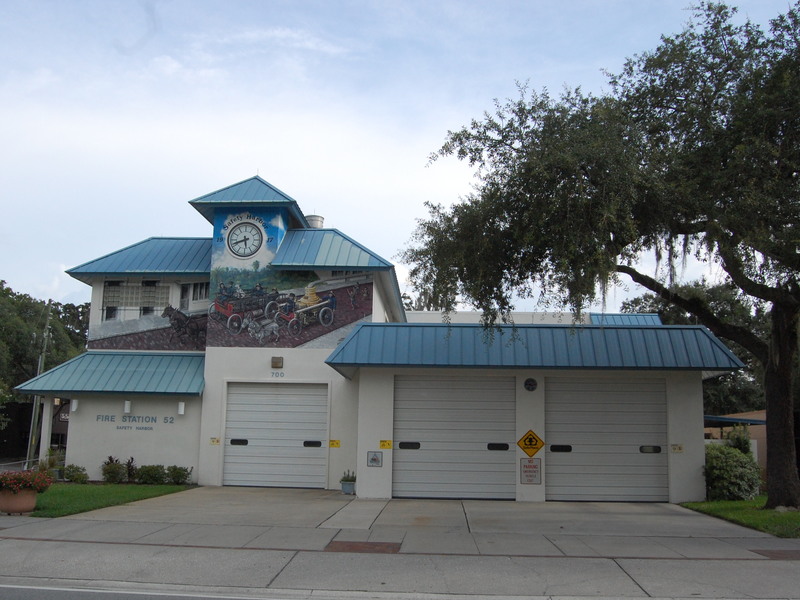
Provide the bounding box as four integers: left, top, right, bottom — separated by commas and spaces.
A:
0, 0, 793, 310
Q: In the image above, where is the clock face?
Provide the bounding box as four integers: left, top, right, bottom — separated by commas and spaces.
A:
226, 222, 263, 258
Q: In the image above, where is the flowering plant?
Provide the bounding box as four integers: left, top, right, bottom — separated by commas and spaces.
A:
0, 469, 54, 494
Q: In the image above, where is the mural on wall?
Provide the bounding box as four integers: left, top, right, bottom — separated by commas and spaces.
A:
88, 206, 374, 351
88, 290, 208, 351
206, 208, 374, 349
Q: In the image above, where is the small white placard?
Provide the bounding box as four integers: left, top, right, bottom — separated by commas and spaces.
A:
520, 458, 541, 484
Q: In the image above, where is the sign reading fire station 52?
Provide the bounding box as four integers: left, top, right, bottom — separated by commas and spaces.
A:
517, 430, 544, 457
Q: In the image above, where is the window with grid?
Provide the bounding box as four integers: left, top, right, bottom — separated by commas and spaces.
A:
192, 282, 210, 301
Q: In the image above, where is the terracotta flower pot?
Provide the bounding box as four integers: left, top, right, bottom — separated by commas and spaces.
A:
0, 488, 37, 514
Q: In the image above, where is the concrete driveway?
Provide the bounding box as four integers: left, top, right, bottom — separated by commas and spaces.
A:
1, 486, 799, 599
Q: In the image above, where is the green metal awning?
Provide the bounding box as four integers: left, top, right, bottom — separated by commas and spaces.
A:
15, 352, 205, 396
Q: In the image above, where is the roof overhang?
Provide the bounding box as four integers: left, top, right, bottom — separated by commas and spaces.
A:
704, 415, 766, 427
15, 352, 205, 396
326, 322, 744, 379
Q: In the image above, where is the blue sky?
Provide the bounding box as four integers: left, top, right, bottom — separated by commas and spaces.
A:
0, 0, 792, 309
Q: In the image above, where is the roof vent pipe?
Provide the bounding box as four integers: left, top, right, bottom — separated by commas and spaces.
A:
306, 215, 324, 229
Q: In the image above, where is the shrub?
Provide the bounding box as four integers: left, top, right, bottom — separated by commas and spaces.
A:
101, 462, 126, 484
136, 465, 167, 485
725, 425, 752, 455
704, 443, 761, 501
64, 464, 89, 484
166, 465, 193, 485
125, 457, 137, 483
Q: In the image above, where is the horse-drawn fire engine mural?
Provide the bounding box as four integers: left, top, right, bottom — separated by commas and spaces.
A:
206, 278, 372, 348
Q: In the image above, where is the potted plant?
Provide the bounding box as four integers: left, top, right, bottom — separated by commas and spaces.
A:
0, 469, 54, 514
340, 470, 356, 495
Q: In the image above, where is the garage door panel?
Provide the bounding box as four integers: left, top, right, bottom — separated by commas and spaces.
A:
396, 429, 514, 441
224, 383, 328, 488
545, 377, 668, 501
394, 451, 514, 465
547, 488, 668, 501
393, 375, 516, 499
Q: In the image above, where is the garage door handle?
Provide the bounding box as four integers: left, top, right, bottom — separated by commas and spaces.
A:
639, 445, 662, 453
550, 445, 572, 452
398, 442, 421, 449
303, 441, 322, 447
487, 443, 509, 451
230, 439, 248, 446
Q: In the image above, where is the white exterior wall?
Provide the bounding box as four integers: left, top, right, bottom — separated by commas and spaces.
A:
355, 369, 395, 498
64, 394, 201, 481
666, 372, 706, 502
351, 368, 706, 502
198, 346, 355, 488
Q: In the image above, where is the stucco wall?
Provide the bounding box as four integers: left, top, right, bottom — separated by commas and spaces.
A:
351, 368, 706, 502
64, 394, 201, 482
198, 346, 355, 488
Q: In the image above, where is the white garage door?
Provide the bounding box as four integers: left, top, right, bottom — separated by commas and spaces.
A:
224, 383, 328, 488
393, 375, 516, 499
545, 377, 668, 501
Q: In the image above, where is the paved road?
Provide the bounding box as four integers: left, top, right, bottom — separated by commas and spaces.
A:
1, 487, 799, 599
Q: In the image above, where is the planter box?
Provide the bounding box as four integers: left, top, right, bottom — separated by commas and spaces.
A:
0, 488, 37, 514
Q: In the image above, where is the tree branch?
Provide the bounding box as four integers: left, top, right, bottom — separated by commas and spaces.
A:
615, 264, 769, 363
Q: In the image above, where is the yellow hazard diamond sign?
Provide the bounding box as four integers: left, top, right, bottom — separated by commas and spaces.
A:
517, 430, 544, 457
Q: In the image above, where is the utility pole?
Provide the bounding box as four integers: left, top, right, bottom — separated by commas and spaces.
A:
25, 301, 52, 468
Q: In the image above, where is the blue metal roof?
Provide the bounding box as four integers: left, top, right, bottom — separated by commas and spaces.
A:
704, 415, 766, 427
15, 352, 205, 395
272, 229, 393, 270
189, 176, 309, 227
325, 323, 744, 379
68, 238, 211, 284
590, 313, 663, 326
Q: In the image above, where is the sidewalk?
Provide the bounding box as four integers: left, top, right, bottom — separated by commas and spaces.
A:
1, 486, 799, 599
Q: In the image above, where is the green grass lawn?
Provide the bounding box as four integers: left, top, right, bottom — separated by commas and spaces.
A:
682, 495, 800, 538
33, 483, 191, 518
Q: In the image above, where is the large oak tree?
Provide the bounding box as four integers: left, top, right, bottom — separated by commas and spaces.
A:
403, 2, 800, 507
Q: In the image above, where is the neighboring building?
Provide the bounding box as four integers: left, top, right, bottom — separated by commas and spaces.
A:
17, 176, 743, 502
705, 410, 767, 472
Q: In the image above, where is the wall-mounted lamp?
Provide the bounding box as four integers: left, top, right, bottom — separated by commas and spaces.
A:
271, 356, 284, 369
123, 400, 132, 414
70, 399, 79, 412
177, 401, 186, 415
54, 397, 62, 406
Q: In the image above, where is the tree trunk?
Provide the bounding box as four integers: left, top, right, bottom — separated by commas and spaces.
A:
764, 304, 800, 508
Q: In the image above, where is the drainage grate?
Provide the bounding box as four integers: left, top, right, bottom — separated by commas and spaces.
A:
324, 541, 401, 554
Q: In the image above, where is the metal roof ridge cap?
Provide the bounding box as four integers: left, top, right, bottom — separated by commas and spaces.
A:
188, 175, 299, 204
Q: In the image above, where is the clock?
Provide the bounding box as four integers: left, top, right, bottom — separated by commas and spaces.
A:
226, 222, 263, 258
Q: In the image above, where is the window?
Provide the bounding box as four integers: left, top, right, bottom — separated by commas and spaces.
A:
192, 282, 210, 301
100, 280, 168, 321
331, 270, 365, 277
140, 281, 159, 317
180, 284, 191, 311
102, 281, 122, 321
